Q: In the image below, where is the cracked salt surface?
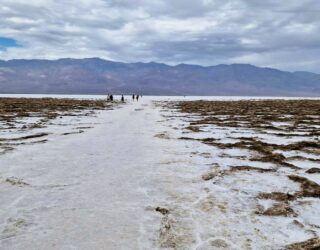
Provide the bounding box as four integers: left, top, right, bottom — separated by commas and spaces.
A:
157, 98, 320, 249
0, 95, 319, 249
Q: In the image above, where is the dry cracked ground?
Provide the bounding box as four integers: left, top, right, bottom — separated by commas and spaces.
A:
0, 97, 319, 250
154, 99, 319, 249
0, 97, 114, 156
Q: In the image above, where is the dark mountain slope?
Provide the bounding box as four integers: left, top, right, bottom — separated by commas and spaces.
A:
0, 58, 319, 96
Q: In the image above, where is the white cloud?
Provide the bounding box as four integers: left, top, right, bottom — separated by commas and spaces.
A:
0, 0, 320, 72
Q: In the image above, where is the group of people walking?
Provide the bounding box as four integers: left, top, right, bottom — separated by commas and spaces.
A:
132, 94, 140, 101
107, 94, 114, 102
107, 94, 141, 103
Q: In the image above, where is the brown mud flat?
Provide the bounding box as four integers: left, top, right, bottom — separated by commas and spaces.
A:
0, 97, 110, 123
285, 237, 320, 250
177, 100, 320, 133
255, 174, 319, 221
200, 138, 317, 169
257, 192, 296, 202
202, 165, 276, 181
175, 101, 320, 179
0, 97, 113, 153
175, 99, 320, 166
0, 132, 49, 141
307, 168, 320, 174
256, 202, 297, 217
288, 175, 320, 198
167, 99, 320, 247
5, 177, 30, 187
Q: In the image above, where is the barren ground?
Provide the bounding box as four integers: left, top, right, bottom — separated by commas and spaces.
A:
0, 96, 319, 249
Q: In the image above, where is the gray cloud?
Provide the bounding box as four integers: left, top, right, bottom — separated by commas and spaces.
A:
0, 0, 320, 72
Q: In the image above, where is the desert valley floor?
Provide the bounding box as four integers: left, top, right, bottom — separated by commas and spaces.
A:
0, 96, 319, 250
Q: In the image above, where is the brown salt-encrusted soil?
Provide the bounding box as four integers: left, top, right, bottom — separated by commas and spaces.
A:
178, 100, 320, 132
286, 237, 320, 250
1, 98, 319, 249
0, 98, 116, 212
0, 97, 109, 119
162, 99, 320, 249
0, 97, 111, 123
0, 97, 113, 155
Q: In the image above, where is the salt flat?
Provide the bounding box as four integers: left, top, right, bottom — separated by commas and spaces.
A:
0, 96, 319, 250
0, 97, 168, 249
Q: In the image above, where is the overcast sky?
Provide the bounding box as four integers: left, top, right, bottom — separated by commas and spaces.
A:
1, 0, 320, 72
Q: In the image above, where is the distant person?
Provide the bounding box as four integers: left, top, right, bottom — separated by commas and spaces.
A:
110, 95, 113, 102
136, 95, 139, 101
132, 94, 135, 101
121, 95, 124, 102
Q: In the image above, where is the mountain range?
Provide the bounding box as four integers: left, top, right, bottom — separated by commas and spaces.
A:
0, 58, 319, 96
